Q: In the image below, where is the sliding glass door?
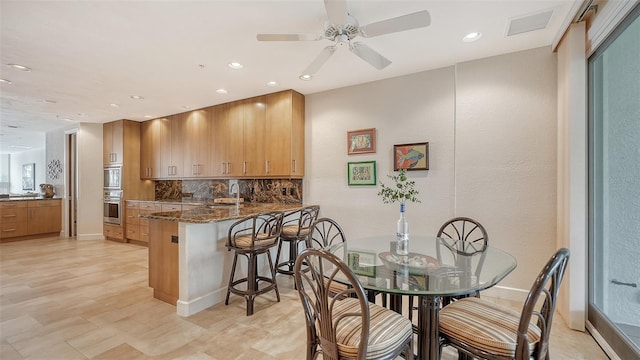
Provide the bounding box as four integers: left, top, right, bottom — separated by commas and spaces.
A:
588, 5, 640, 359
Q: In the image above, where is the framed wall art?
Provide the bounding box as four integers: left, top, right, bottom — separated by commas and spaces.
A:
347, 161, 377, 186
22, 163, 35, 191
347, 128, 376, 155
394, 142, 429, 171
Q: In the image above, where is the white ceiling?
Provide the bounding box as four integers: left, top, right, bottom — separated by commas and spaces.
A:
0, 0, 581, 154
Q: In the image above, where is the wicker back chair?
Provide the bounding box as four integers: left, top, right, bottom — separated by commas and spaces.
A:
275, 205, 321, 276
306, 217, 347, 249
225, 211, 284, 316
439, 248, 570, 360
294, 248, 414, 360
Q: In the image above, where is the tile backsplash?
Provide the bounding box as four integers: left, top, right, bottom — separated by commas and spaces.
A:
155, 179, 302, 204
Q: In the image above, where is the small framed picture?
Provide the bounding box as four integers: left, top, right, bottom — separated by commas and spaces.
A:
394, 142, 429, 171
347, 161, 377, 186
347, 128, 376, 155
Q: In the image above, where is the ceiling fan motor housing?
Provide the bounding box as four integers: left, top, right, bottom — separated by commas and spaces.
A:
324, 15, 359, 41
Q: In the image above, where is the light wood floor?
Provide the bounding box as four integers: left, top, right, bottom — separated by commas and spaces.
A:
1, 237, 608, 359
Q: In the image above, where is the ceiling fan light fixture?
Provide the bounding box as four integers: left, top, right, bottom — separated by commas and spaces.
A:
299, 74, 313, 81
463, 32, 482, 42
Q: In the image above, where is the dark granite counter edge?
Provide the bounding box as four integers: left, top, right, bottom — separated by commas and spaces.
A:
0, 197, 63, 202
140, 203, 306, 224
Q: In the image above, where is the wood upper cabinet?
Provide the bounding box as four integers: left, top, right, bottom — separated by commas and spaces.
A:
243, 96, 266, 177
212, 102, 244, 177
265, 90, 305, 177
182, 109, 211, 177
141, 118, 167, 179
103, 120, 124, 165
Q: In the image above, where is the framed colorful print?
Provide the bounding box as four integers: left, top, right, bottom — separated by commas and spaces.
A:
347, 128, 376, 155
394, 142, 429, 171
347, 161, 377, 186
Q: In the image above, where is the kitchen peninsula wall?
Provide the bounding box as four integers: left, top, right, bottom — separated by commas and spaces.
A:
155, 179, 302, 204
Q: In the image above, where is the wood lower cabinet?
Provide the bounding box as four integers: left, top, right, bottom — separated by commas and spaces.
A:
148, 219, 179, 305
126, 201, 162, 245
103, 223, 124, 241
1, 199, 62, 241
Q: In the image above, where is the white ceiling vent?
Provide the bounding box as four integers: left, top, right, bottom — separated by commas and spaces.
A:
507, 10, 554, 36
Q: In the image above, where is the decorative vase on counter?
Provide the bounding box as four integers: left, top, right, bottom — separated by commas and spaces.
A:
396, 203, 409, 255
39, 184, 54, 198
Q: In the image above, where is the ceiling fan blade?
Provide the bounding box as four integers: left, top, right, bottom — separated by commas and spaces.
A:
257, 33, 321, 41
360, 10, 431, 38
349, 42, 391, 70
324, 0, 347, 25
303, 46, 336, 75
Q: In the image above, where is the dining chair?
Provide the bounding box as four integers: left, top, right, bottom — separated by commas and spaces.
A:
225, 211, 284, 316
294, 247, 414, 360
306, 217, 346, 249
275, 205, 321, 277
439, 248, 570, 360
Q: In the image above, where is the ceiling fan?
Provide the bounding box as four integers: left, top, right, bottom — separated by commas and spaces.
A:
256, 0, 431, 76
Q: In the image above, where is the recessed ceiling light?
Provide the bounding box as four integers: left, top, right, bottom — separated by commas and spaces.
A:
109, 103, 120, 108
216, 88, 228, 94
61, 118, 74, 122
8, 64, 31, 71
266, 81, 279, 87
144, 115, 153, 119
228, 62, 243, 69
299, 74, 313, 81
182, 105, 192, 109
463, 32, 482, 42
10, 145, 32, 150
43, 99, 57, 103
0, 78, 12, 84
7, 125, 18, 129
130, 95, 144, 100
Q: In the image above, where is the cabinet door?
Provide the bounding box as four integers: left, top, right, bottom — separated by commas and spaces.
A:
27, 200, 62, 235
243, 96, 266, 177
166, 114, 183, 178
265, 91, 293, 176
182, 109, 211, 177
140, 119, 166, 179
148, 219, 179, 304
103, 120, 124, 165
212, 103, 244, 177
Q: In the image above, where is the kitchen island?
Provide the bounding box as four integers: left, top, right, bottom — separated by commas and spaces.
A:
141, 202, 306, 317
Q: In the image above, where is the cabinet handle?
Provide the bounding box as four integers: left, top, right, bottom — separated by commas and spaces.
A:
192, 164, 197, 175
292, 159, 296, 173
3, 214, 16, 218
3, 229, 17, 232
221, 163, 226, 174
243, 161, 247, 174
227, 162, 231, 174
266, 160, 270, 174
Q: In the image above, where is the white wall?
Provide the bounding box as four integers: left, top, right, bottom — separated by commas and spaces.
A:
306, 46, 558, 295
8, 148, 46, 194
75, 123, 104, 240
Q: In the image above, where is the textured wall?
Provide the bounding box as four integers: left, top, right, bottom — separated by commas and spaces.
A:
306, 46, 557, 293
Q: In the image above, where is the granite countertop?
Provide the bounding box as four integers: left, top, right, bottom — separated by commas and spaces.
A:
140, 202, 306, 224
0, 196, 62, 202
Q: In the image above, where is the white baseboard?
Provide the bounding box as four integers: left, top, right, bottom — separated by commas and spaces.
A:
176, 287, 227, 317
586, 321, 622, 360
482, 285, 529, 303
77, 233, 104, 241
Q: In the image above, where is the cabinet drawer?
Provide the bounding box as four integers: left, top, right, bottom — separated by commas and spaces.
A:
160, 204, 181, 212
1, 208, 28, 223
28, 200, 60, 208
126, 224, 141, 241
104, 224, 124, 240
126, 201, 140, 209
1, 221, 28, 238
139, 203, 160, 211
125, 209, 140, 225
0, 201, 27, 209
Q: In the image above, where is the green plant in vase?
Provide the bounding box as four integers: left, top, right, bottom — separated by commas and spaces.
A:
378, 169, 420, 255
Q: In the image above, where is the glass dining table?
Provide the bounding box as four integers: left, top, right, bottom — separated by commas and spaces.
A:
326, 235, 517, 360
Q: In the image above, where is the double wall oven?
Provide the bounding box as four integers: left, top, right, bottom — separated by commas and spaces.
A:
103, 166, 122, 225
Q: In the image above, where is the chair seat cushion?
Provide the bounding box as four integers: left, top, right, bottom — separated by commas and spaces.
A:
332, 298, 413, 359
233, 233, 276, 248
439, 297, 541, 357
281, 225, 310, 238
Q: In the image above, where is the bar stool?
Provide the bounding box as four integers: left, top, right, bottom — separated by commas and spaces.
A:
274, 205, 320, 277
225, 211, 284, 316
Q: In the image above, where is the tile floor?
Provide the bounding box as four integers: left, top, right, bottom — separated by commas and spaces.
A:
0, 237, 608, 359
